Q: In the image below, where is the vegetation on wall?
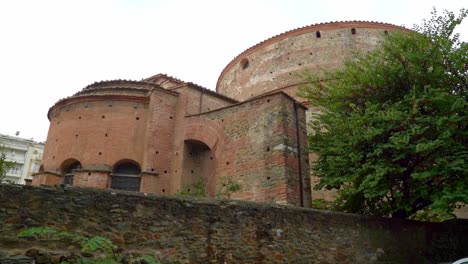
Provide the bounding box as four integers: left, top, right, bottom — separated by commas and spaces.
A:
18, 227, 179, 264
0, 144, 15, 183
216, 176, 241, 199
177, 178, 206, 197
176, 177, 242, 199
300, 9, 468, 220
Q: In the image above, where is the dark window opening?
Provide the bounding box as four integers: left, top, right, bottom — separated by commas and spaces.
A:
351, 28, 356, 34
316, 31, 321, 38
64, 161, 81, 186
111, 161, 141, 192
240, 58, 249, 70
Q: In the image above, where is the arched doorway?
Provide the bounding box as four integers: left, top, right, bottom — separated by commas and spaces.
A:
111, 160, 141, 191
182, 140, 215, 197
61, 159, 82, 186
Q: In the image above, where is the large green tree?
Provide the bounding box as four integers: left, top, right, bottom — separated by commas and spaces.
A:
300, 9, 468, 220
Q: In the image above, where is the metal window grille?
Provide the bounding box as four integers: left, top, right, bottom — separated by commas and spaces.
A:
111, 162, 141, 192
111, 175, 141, 191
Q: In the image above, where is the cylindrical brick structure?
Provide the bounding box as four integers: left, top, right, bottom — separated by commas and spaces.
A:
216, 21, 409, 102
43, 80, 154, 173
216, 21, 410, 202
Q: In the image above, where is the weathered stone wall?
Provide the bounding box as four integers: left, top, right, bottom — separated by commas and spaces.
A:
184, 92, 311, 206
1, 184, 467, 264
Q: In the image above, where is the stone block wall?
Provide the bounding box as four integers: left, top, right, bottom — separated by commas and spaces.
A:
1, 184, 467, 264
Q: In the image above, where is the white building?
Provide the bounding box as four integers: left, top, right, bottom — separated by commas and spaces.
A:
0, 134, 44, 184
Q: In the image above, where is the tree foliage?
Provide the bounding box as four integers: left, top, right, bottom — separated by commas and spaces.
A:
0, 145, 15, 183
299, 9, 468, 220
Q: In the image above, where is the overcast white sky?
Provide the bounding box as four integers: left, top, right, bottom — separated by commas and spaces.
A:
0, 0, 466, 142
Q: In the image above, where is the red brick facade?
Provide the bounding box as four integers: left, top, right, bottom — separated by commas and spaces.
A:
35, 21, 408, 206
35, 76, 310, 206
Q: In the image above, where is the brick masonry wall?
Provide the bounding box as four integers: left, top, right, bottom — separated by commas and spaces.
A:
1, 184, 467, 264
169, 85, 237, 194
73, 171, 110, 189
140, 89, 179, 194
44, 99, 149, 173
184, 92, 311, 206
217, 22, 408, 102
216, 22, 410, 205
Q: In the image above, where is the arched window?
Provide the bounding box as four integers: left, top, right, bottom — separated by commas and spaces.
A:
63, 161, 81, 186
111, 161, 141, 191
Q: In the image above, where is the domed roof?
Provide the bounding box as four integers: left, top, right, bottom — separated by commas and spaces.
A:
74, 79, 156, 97
216, 20, 410, 91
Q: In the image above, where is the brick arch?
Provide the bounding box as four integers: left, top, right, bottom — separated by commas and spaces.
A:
183, 117, 229, 197
59, 158, 82, 186
111, 159, 142, 192
184, 117, 228, 154
112, 159, 141, 173
59, 158, 81, 175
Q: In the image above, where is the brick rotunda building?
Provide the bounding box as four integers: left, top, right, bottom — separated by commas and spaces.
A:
33, 21, 408, 207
